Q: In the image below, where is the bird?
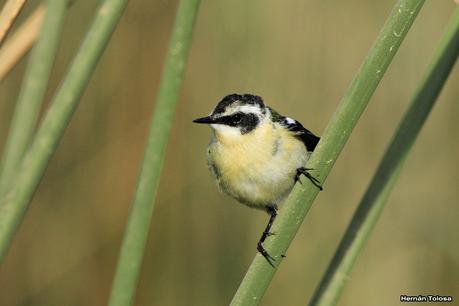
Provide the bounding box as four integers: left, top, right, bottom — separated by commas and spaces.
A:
193, 93, 322, 266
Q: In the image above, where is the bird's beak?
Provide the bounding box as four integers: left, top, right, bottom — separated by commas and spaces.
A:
193, 116, 215, 124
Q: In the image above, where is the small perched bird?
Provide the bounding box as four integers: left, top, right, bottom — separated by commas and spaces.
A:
193, 93, 322, 266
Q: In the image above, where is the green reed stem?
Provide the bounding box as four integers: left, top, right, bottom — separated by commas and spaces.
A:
0, 0, 69, 199
309, 7, 459, 306
107, 1, 201, 306
230, 1, 425, 305
0, 0, 129, 263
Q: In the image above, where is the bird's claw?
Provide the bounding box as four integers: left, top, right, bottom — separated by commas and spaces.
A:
257, 242, 275, 267
295, 167, 323, 190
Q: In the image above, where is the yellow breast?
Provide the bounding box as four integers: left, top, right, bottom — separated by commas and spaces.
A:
207, 121, 308, 208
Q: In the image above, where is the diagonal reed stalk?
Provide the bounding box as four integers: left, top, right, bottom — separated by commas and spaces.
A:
230, 1, 425, 305
0, 0, 129, 263
0, 4, 45, 82
0, 0, 69, 200
108, 1, 201, 305
0, 0, 27, 45
309, 6, 459, 306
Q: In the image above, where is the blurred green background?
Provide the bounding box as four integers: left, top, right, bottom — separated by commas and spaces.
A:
0, 1, 458, 305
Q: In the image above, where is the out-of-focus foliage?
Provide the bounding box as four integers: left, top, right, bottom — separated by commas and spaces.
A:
0, 1, 457, 305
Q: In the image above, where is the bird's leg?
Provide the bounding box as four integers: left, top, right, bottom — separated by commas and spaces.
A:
295, 167, 323, 190
257, 205, 278, 267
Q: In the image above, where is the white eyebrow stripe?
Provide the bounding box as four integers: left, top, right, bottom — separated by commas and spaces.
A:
236, 105, 263, 115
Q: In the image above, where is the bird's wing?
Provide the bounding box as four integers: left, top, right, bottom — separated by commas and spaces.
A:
269, 107, 320, 152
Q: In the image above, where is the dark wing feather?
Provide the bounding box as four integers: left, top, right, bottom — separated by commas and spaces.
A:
269, 107, 320, 152
285, 119, 320, 152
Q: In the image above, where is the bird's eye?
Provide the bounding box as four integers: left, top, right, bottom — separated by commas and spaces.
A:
232, 113, 243, 124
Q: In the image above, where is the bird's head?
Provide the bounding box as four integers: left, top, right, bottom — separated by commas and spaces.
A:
193, 94, 268, 138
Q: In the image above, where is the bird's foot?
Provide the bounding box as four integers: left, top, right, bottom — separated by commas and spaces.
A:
257, 241, 275, 267
295, 167, 323, 190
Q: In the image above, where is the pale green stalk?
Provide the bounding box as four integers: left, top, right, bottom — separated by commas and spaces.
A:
230, 1, 425, 305
309, 7, 459, 306
0, 0, 129, 263
0, 0, 69, 199
108, 1, 201, 306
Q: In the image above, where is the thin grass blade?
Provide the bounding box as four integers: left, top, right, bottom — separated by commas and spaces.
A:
0, 5, 45, 82
0, 0, 70, 199
0, 0, 27, 45
0, 0, 130, 263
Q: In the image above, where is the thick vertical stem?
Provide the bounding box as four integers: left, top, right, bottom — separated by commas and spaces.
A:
108, 1, 201, 306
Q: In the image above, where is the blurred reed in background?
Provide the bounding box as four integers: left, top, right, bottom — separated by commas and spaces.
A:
0, 1, 457, 305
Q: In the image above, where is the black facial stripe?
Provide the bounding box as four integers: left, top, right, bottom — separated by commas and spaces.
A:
212, 93, 266, 115
215, 112, 259, 134
240, 113, 259, 134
